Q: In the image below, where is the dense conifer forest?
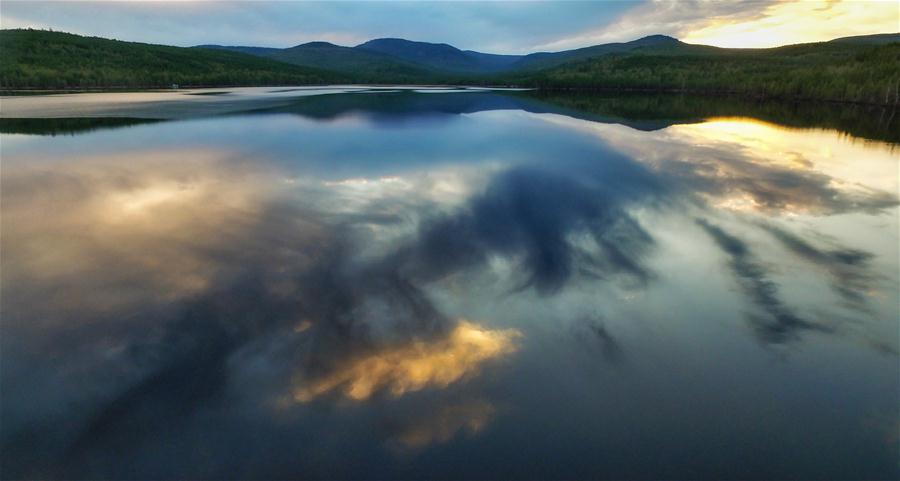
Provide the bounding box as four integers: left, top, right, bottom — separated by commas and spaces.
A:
2, 29, 898, 105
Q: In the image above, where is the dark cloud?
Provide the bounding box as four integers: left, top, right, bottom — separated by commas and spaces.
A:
573, 318, 624, 364
696, 219, 830, 344
0, 132, 671, 477
2, 230, 458, 478
391, 155, 664, 295
760, 223, 878, 311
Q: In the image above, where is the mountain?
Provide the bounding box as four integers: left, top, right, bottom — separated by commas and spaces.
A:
262, 42, 436, 82
195, 45, 281, 56
462, 50, 522, 70
355, 38, 498, 72
0, 29, 346, 89
511, 35, 684, 70
205, 37, 524, 77
829, 33, 900, 45
206, 34, 687, 74
511, 39, 900, 105
200, 40, 441, 82
3, 28, 898, 105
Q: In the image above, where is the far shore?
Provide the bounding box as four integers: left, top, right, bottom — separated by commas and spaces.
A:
2, 85, 898, 108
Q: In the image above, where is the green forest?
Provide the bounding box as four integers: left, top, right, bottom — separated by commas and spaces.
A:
2, 29, 898, 106
504, 42, 900, 106
0, 29, 345, 89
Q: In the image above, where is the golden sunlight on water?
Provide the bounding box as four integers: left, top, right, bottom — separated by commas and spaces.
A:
676, 117, 899, 193
0, 148, 324, 322
538, 114, 899, 216
390, 399, 496, 449
292, 321, 521, 402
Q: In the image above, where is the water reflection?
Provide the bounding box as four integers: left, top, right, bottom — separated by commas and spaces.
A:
543, 114, 898, 216
1, 90, 897, 479
292, 321, 520, 402
386, 398, 495, 450
697, 218, 830, 344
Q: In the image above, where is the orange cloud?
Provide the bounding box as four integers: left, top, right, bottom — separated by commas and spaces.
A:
293, 321, 521, 402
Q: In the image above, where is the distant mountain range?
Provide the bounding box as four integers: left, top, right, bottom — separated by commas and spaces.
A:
197, 33, 898, 75
2, 29, 898, 105
198, 34, 690, 74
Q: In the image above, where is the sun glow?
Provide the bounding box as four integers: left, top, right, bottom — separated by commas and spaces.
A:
683, 0, 899, 48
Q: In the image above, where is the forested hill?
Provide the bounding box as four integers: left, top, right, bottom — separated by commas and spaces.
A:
498, 40, 900, 106
2, 29, 898, 106
223, 41, 439, 84
0, 29, 346, 89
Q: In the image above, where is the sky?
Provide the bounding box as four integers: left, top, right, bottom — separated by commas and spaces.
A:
1, 0, 897, 54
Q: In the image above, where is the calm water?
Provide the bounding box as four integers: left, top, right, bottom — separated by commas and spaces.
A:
1, 87, 898, 479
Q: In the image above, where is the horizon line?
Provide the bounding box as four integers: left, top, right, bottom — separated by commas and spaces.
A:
4, 27, 898, 56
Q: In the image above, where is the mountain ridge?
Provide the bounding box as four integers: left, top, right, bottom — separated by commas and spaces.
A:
2, 29, 898, 105
200, 34, 691, 74
355, 37, 509, 72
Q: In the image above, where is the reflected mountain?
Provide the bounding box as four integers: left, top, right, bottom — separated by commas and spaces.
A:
243, 90, 900, 144
3, 89, 898, 145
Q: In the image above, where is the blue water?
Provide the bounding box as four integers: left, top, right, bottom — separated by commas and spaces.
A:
1, 89, 898, 479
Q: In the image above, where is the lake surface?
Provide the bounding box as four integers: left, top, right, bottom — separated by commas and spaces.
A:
1, 87, 898, 479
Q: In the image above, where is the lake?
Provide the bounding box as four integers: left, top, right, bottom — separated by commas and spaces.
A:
1, 87, 898, 479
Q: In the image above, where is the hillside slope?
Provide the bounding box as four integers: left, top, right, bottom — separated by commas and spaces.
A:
355, 38, 499, 72
828, 33, 900, 45
265, 42, 437, 82
0, 29, 346, 89
511, 35, 683, 70
507, 40, 900, 105
3, 29, 898, 105
199, 41, 438, 82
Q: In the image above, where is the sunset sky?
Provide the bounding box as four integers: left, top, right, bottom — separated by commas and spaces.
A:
1, 0, 897, 53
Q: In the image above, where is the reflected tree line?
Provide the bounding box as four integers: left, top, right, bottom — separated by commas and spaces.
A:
3, 91, 897, 144
522, 91, 900, 144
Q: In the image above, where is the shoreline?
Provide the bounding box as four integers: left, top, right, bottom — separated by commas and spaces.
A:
2, 85, 897, 107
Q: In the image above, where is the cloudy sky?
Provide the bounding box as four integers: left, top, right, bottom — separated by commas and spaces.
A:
1, 0, 897, 53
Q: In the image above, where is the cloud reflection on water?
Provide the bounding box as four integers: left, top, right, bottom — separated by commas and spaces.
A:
292, 321, 520, 402
386, 398, 496, 450
697, 218, 829, 344
1, 92, 897, 479
542, 114, 899, 216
